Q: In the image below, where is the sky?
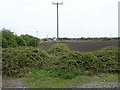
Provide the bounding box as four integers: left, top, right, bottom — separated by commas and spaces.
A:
0, 0, 119, 38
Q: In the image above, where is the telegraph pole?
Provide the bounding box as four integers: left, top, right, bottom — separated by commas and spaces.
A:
36, 30, 38, 38
52, 2, 63, 43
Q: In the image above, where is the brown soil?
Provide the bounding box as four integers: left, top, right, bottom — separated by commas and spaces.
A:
40, 40, 118, 51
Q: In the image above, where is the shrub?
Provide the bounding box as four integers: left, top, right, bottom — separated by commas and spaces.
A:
1, 28, 40, 48
79, 52, 98, 72
2, 47, 49, 77
2, 44, 119, 79
94, 46, 119, 73
48, 43, 71, 56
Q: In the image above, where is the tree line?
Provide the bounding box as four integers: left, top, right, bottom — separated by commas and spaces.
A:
41, 36, 119, 42
1, 28, 40, 48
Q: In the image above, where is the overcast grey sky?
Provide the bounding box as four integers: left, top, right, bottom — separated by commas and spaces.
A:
0, 0, 119, 38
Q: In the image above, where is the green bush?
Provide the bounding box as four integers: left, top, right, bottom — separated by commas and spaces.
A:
81, 52, 98, 73
94, 46, 119, 73
48, 43, 71, 55
2, 44, 119, 79
48, 44, 87, 78
2, 47, 49, 76
1, 28, 40, 48
2, 29, 17, 48
47, 43, 74, 71
48, 45, 119, 78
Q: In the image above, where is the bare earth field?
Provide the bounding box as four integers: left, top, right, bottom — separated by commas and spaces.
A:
40, 40, 118, 51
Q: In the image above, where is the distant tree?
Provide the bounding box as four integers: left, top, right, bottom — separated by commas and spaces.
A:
20, 34, 40, 47
2, 28, 17, 48
20, 35, 30, 46
15, 36, 26, 46
28, 38, 39, 47
1, 28, 40, 48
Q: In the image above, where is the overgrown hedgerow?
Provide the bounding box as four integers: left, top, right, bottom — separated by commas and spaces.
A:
2, 46, 49, 76
47, 44, 119, 79
93, 46, 119, 73
2, 44, 119, 79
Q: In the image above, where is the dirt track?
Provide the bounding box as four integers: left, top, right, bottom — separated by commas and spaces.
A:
2, 78, 119, 88
75, 82, 119, 88
2, 79, 24, 88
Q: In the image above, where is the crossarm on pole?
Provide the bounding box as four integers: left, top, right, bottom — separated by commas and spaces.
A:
52, 2, 63, 5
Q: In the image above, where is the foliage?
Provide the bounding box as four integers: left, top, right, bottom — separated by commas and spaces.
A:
47, 44, 119, 79
1, 28, 40, 48
23, 70, 118, 88
48, 43, 71, 55
49, 37, 116, 41
15, 36, 26, 46
2, 28, 17, 48
20, 34, 40, 47
2, 47, 49, 76
93, 46, 119, 73
2, 43, 119, 79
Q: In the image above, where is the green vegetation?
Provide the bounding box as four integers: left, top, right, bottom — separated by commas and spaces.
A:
2, 29, 119, 88
2, 43, 119, 79
1, 28, 40, 48
22, 70, 118, 88
42, 37, 119, 42
2, 47, 49, 77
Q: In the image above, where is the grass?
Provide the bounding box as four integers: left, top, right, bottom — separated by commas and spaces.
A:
22, 69, 118, 88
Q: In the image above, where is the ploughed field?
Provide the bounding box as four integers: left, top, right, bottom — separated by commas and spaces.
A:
40, 40, 118, 51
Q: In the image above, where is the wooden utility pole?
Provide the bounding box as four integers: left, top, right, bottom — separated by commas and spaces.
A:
52, 2, 63, 43
36, 30, 38, 38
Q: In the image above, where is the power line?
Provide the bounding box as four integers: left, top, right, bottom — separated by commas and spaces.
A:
52, 2, 63, 43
